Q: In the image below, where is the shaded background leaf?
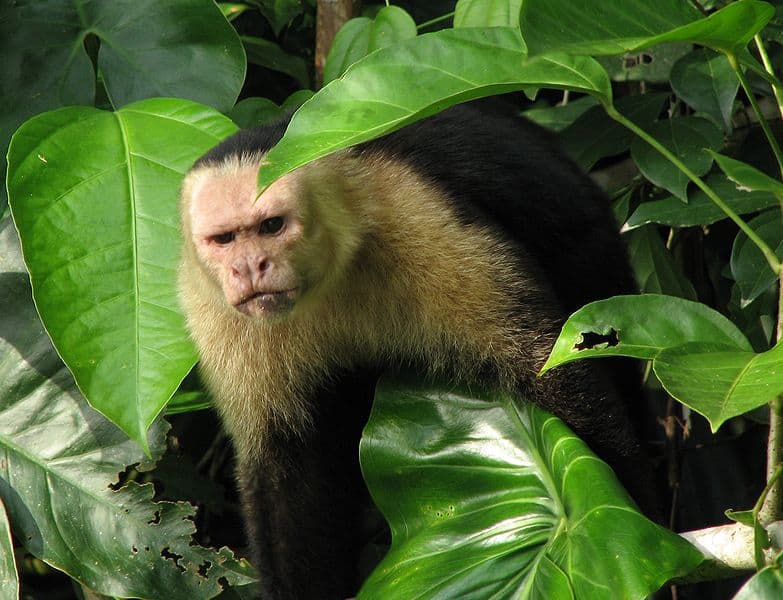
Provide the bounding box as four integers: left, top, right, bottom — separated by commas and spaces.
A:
630, 117, 724, 201
0, 0, 245, 213
731, 210, 783, 306
626, 174, 780, 228
323, 6, 417, 84
670, 49, 739, 131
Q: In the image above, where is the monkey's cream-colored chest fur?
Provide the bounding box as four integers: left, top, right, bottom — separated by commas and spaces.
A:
179, 154, 546, 459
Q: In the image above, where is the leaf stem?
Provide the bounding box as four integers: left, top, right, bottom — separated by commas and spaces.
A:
728, 52, 783, 181
753, 36, 783, 123
604, 104, 782, 275
417, 11, 455, 31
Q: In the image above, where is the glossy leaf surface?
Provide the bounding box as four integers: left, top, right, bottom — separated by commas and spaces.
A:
258, 27, 612, 189
7, 99, 237, 449
0, 220, 256, 597
358, 379, 703, 599
454, 0, 523, 27
734, 551, 783, 599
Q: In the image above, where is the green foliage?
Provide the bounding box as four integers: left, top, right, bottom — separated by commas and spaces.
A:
7, 99, 237, 450
4, 0, 783, 597
358, 379, 703, 599
0, 221, 255, 596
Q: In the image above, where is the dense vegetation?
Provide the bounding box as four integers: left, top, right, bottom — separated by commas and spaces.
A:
1, 0, 783, 598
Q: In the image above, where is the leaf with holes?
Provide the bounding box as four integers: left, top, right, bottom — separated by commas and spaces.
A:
358, 379, 703, 598
7, 98, 238, 450
0, 220, 256, 597
540, 294, 751, 374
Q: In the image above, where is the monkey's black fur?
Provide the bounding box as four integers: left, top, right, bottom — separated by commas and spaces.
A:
192, 102, 654, 599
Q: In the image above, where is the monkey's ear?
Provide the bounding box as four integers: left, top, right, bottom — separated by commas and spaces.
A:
359, 376, 703, 597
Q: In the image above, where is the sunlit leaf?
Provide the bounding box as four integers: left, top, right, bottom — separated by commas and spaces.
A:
521, 0, 773, 56
541, 294, 751, 373
7, 99, 237, 449
454, 0, 523, 27
359, 379, 703, 598
259, 27, 612, 189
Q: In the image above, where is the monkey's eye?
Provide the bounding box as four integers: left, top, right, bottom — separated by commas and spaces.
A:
259, 216, 284, 235
211, 232, 235, 245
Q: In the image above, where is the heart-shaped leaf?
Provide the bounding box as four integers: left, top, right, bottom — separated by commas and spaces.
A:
7, 99, 237, 450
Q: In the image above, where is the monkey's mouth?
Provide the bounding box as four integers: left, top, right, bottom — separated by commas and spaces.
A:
235, 288, 299, 315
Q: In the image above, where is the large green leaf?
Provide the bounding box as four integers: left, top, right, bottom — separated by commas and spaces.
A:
520, 0, 773, 56
0, 220, 256, 597
0, 0, 245, 212
258, 27, 612, 189
626, 174, 780, 229
358, 379, 703, 599
540, 294, 752, 373
654, 341, 783, 431
7, 99, 237, 450
630, 117, 724, 201
0, 497, 18, 600
731, 210, 783, 306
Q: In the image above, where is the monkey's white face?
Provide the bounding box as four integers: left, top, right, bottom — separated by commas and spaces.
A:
188, 165, 308, 319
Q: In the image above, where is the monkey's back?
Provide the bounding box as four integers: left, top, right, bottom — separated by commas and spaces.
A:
354, 102, 636, 316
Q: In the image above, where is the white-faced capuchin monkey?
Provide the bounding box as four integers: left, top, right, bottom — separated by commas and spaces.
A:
179, 102, 656, 599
